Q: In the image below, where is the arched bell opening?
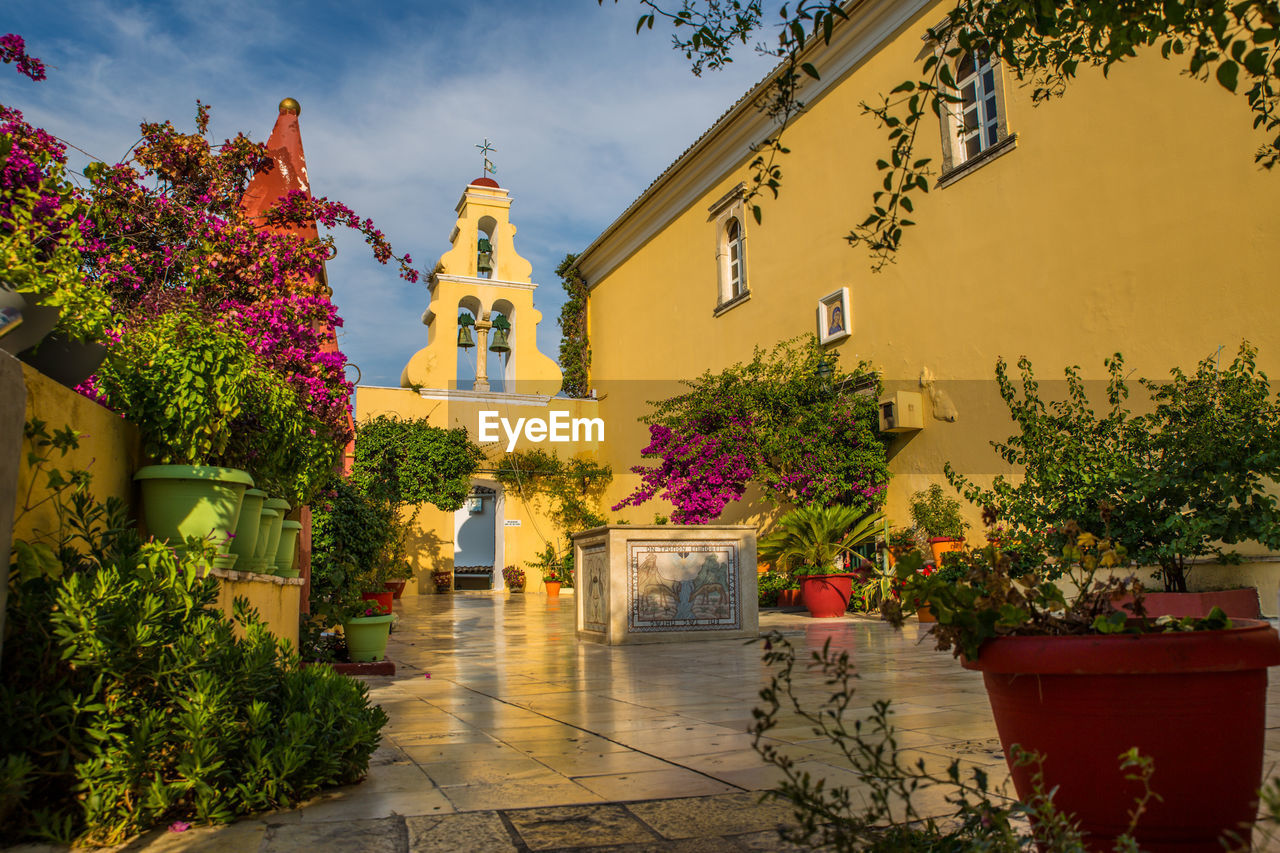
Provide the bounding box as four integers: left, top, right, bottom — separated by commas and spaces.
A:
490, 298, 516, 390
455, 296, 482, 390
476, 216, 498, 279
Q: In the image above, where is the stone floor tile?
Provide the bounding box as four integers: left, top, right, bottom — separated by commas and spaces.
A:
543, 750, 674, 777
573, 769, 740, 802
440, 779, 604, 812
624, 791, 796, 839
421, 757, 561, 787
260, 817, 401, 853
505, 804, 658, 850
401, 740, 527, 764
404, 812, 518, 852
114, 819, 268, 852
293, 788, 454, 822
557, 837, 742, 852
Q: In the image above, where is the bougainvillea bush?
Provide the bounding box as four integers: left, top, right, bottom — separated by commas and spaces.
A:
614, 336, 890, 523
3, 35, 418, 469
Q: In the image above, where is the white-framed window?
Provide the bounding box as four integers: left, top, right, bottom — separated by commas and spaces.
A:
954, 51, 1000, 161
725, 217, 746, 300
709, 184, 750, 312
935, 44, 1014, 183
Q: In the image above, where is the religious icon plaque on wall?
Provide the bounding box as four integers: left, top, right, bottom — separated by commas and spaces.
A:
817, 287, 851, 345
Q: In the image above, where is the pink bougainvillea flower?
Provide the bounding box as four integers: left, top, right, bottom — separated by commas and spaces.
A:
168, 821, 191, 833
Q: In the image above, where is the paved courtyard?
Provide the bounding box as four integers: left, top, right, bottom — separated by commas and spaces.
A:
28, 592, 1280, 851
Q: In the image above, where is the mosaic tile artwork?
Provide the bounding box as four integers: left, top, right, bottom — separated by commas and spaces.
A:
627, 542, 740, 632
583, 545, 607, 633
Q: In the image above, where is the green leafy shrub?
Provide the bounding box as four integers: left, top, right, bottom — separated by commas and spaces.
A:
757, 571, 799, 607
1, 495, 387, 845
352, 415, 483, 514
947, 344, 1280, 592
907, 484, 968, 541
308, 476, 399, 626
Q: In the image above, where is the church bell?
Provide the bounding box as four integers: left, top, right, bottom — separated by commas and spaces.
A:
457, 314, 475, 348
476, 238, 493, 276
489, 315, 511, 353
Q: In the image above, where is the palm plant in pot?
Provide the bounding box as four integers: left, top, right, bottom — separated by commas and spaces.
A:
888, 520, 1280, 850
908, 484, 968, 566
758, 505, 882, 618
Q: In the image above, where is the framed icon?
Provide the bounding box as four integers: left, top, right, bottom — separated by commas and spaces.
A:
817, 287, 851, 345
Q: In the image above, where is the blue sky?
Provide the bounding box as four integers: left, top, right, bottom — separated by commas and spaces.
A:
2, 0, 779, 387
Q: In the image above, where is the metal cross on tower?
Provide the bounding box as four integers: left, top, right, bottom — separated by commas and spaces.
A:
475, 138, 497, 177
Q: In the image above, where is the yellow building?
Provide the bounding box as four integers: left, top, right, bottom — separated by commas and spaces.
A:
571, 1, 1280, 601
357, 177, 602, 595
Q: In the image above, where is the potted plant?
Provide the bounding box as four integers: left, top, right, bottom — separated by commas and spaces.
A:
759, 505, 882, 618
908, 485, 968, 565
96, 309, 338, 559
432, 568, 452, 594
384, 561, 412, 599
885, 526, 919, 566
889, 523, 1280, 849
502, 565, 525, 593
342, 603, 394, 663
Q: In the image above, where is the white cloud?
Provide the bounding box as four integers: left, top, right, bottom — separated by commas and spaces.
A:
2, 0, 779, 385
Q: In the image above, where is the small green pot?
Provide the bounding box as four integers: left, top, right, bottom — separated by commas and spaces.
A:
274, 520, 302, 576
260, 498, 290, 566
249, 507, 278, 573
134, 465, 253, 554
229, 488, 268, 565
343, 614, 394, 662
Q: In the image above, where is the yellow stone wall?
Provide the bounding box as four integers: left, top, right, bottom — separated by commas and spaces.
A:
356, 385, 604, 595
16, 364, 301, 641
575, 1, 1280, 604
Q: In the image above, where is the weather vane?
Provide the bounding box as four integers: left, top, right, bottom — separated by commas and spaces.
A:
475, 138, 497, 177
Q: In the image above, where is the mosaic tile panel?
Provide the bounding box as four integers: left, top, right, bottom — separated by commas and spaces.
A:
626, 542, 740, 633
582, 545, 608, 634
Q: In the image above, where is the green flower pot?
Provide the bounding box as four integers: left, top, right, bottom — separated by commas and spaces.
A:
249, 507, 278, 573
228, 488, 268, 566
134, 465, 253, 554
343, 614, 394, 662
274, 520, 302, 576
260, 497, 290, 566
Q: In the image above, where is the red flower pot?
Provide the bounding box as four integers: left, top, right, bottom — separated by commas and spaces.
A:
964, 620, 1280, 851
798, 573, 854, 618
1113, 588, 1262, 620
360, 590, 393, 615
384, 580, 407, 600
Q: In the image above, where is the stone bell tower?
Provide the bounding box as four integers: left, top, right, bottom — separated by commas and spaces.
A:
400, 176, 562, 396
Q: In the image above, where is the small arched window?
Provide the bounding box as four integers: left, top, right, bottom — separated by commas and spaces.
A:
725, 217, 746, 299
953, 51, 1000, 161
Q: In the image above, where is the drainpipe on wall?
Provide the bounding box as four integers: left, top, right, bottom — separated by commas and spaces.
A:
0, 350, 27, 666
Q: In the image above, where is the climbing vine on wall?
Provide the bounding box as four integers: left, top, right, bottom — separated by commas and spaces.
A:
556, 253, 591, 398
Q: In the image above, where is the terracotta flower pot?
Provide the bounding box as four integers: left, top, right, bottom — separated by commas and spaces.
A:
384, 580, 407, 599
928, 536, 964, 565
916, 603, 937, 623
544, 580, 562, 598
964, 620, 1280, 850
777, 589, 802, 608
360, 590, 393, 615
798, 573, 855, 618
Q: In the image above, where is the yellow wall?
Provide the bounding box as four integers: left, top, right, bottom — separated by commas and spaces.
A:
577, 1, 1280, 600
13, 363, 142, 545
16, 364, 300, 641
213, 569, 302, 648
356, 385, 605, 594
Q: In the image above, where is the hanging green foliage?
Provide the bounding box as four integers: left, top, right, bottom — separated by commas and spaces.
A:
351, 415, 483, 514
556, 253, 591, 398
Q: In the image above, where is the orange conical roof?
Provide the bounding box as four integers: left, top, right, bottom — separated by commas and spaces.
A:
241, 97, 318, 243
